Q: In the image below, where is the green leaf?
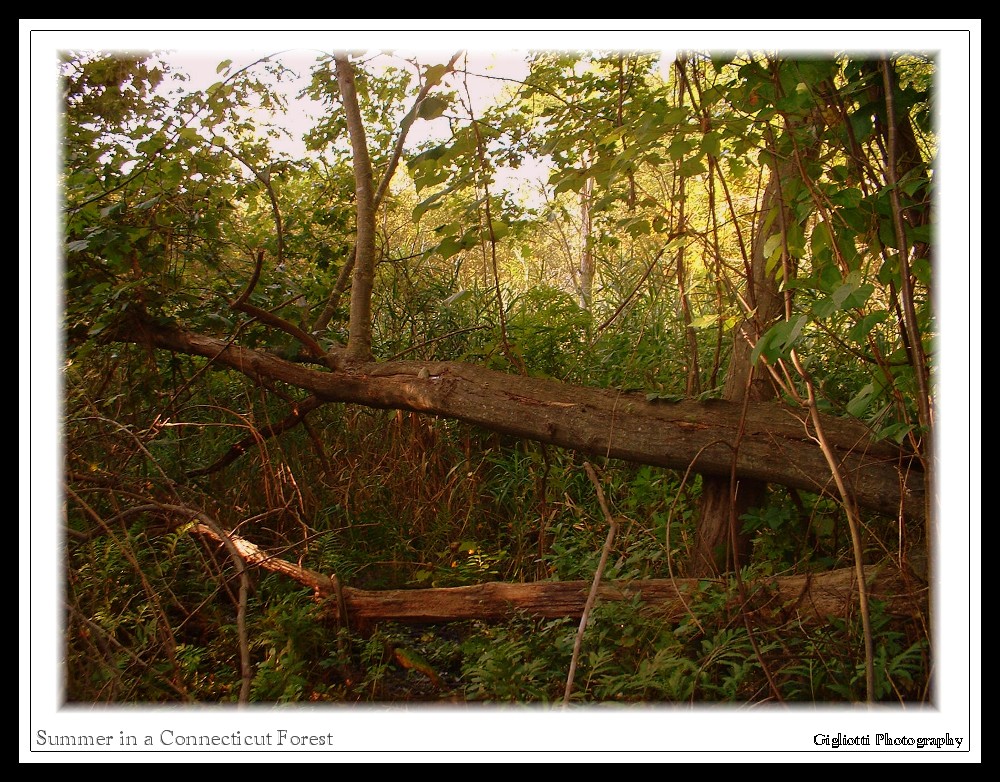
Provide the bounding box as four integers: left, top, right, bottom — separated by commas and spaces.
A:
763, 233, 784, 260
701, 131, 722, 157
785, 221, 806, 258
782, 314, 807, 349
668, 137, 695, 161
436, 233, 475, 260
814, 281, 875, 319
598, 126, 627, 146
413, 191, 446, 221
678, 157, 707, 177
488, 221, 510, 241
552, 170, 587, 197
710, 54, 732, 71
912, 257, 931, 285
830, 187, 863, 209
408, 143, 449, 170
878, 422, 916, 444
417, 95, 449, 120
848, 109, 874, 141
841, 283, 874, 309
900, 176, 928, 197
751, 315, 807, 366
846, 383, 877, 418
810, 221, 832, 264
726, 157, 748, 179
424, 63, 448, 87
624, 219, 651, 237
812, 296, 836, 319
663, 106, 688, 125
216, 59, 232, 74
907, 223, 932, 244
178, 127, 203, 145
847, 310, 888, 344
688, 314, 719, 329
817, 263, 843, 292
831, 282, 855, 309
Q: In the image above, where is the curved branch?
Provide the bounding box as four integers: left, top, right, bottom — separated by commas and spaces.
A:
186, 395, 325, 478
217, 141, 285, 267
230, 251, 337, 367
373, 51, 462, 210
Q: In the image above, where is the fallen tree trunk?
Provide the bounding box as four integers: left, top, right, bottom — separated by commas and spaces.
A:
128, 319, 924, 523
194, 524, 927, 627
324, 568, 925, 626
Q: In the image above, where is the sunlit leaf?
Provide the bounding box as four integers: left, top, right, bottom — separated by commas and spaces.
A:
763, 233, 784, 260
424, 63, 448, 86
417, 95, 449, 120
688, 314, 719, 329
678, 157, 707, 177
847, 311, 889, 343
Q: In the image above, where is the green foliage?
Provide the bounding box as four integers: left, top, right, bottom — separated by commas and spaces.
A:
779, 602, 929, 702
248, 579, 343, 702
461, 615, 576, 702
457, 576, 928, 703
59, 49, 934, 706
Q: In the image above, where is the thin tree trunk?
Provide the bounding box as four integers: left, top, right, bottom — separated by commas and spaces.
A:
335, 54, 377, 361
313, 53, 460, 336
689, 165, 793, 577
675, 174, 701, 396
578, 154, 595, 310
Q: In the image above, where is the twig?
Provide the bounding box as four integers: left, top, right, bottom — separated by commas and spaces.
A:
726, 372, 786, 705
186, 395, 324, 478
150, 502, 255, 706
64, 488, 191, 701
563, 462, 619, 706
790, 350, 875, 703
217, 142, 284, 267
230, 251, 337, 368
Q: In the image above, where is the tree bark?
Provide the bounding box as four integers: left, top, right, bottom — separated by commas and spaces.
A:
326, 568, 924, 626
691, 163, 794, 576
578, 161, 595, 310
122, 318, 924, 524
193, 523, 927, 627
335, 54, 377, 361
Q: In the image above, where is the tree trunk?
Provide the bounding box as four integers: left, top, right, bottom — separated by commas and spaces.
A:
335, 54, 377, 362
675, 174, 702, 397
194, 523, 927, 628
690, 165, 793, 576
578, 162, 595, 310
120, 317, 925, 524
